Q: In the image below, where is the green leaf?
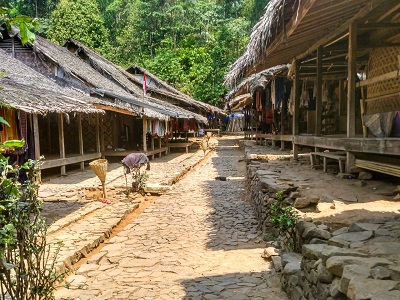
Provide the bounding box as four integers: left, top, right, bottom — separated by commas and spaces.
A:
3, 139, 25, 148
0, 117, 10, 127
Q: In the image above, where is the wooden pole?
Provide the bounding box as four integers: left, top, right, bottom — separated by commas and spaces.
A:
95, 113, 100, 153
316, 46, 323, 138
293, 60, 300, 160
32, 114, 40, 160
100, 114, 105, 152
338, 79, 344, 131
347, 22, 357, 172
78, 113, 84, 171
58, 114, 66, 176
142, 117, 147, 152
280, 83, 286, 150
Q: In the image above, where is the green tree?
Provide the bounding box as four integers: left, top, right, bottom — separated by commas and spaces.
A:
47, 0, 110, 52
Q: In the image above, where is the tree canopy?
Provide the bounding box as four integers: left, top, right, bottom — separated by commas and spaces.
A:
2, 0, 270, 106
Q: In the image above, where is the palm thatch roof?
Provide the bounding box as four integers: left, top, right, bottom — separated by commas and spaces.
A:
126, 64, 225, 115
225, 0, 383, 86
0, 49, 104, 115
31, 36, 172, 120
63, 38, 210, 123
225, 64, 289, 109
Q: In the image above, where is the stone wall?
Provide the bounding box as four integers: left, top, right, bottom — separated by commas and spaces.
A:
244, 148, 400, 300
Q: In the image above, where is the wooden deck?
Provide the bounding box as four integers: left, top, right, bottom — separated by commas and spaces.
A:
168, 142, 194, 153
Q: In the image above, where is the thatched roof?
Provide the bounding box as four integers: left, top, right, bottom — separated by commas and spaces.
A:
0, 49, 104, 115
225, 64, 289, 108
225, 0, 381, 86
64, 38, 210, 123
126, 64, 224, 115
31, 36, 172, 120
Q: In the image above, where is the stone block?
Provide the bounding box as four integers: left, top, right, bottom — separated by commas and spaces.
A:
326, 256, 393, 277
281, 252, 303, 268
302, 227, 332, 241
303, 245, 367, 264
294, 197, 311, 208
338, 264, 370, 295
317, 263, 334, 283
347, 277, 399, 300
333, 230, 374, 242
348, 223, 380, 232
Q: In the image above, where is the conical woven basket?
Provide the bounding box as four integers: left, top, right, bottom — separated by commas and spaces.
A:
89, 159, 108, 183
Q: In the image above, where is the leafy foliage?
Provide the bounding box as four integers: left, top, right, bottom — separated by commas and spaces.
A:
0, 7, 39, 44
268, 191, 300, 252
47, 0, 110, 51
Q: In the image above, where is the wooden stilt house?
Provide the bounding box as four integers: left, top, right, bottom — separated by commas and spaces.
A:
226, 0, 400, 176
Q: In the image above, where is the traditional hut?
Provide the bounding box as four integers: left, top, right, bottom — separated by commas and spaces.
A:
63, 39, 210, 147
0, 49, 104, 175
226, 0, 400, 176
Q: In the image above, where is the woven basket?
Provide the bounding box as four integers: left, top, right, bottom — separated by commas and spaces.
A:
89, 159, 108, 183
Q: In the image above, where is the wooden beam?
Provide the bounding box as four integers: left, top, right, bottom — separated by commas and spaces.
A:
100, 114, 105, 152
347, 22, 357, 138
292, 60, 300, 160
338, 79, 344, 116
93, 104, 137, 116
358, 22, 400, 30
315, 46, 323, 137
58, 114, 66, 175
78, 113, 84, 171
32, 114, 40, 160
264, 0, 317, 59
357, 70, 400, 87
296, 0, 388, 61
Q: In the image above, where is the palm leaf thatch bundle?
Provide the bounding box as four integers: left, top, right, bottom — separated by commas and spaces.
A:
225, 0, 298, 88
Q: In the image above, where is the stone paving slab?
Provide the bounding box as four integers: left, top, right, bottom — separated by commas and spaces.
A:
39, 142, 214, 279
54, 137, 288, 299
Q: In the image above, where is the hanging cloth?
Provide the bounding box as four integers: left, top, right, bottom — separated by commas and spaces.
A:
271, 80, 276, 107
300, 80, 309, 107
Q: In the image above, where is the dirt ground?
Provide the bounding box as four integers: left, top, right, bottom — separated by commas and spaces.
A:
249, 144, 400, 226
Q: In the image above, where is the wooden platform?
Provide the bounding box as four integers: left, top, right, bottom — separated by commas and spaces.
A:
168, 142, 193, 153
309, 151, 346, 173
355, 159, 400, 178
102, 147, 168, 160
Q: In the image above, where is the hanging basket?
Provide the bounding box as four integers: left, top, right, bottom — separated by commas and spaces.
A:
89, 159, 108, 183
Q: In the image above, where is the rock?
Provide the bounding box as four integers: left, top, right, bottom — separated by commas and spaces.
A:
330, 277, 345, 298
309, 197, 320, 204
394, 193, 400, 201
347, 277, 400, 300
326, 256, 393, 277
302, 227, 332, 240
303, 245, 367, 264
283, 261, 301, 275
328, 237, 350, 248
317, 263, 334, 283
370, 266, 391, 279
348, 223, 380, 232
261, 247, 280, 260
75, 263, 99, 275
333, 231, 374, 242
296, 220, 316, 235
271, 256, 282, 272
357, 180, 367, 187
294, 197, 311, 209
281, 252, 302, 268
332, 227, 349, 236
371, 290, 400, 300
309, 238, 328, 245
358, 171, 373, 180
316, 202, 335, 213
338, 265, 370, 295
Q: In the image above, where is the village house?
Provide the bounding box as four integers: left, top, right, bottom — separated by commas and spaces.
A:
0, 28, 215, 175
0, 49, 104, 176
226, 0, 400, 176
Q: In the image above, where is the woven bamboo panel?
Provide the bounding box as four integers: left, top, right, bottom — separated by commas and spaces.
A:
367, 47, 400, 98
366, 95, 400, 115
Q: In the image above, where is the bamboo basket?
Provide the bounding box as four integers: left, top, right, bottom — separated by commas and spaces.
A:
89, 159, 108, 198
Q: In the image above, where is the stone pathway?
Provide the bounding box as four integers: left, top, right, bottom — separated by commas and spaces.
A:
55, 137, 288, 300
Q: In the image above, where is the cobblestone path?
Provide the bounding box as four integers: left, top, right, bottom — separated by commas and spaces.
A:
56, 137, 287, 300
